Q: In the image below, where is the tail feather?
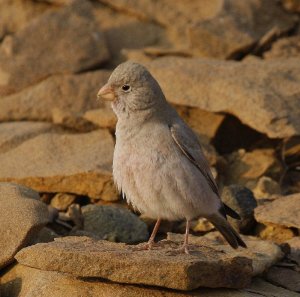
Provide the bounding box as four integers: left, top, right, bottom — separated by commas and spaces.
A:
208, 214, 247, 249
223, 203, 241, 220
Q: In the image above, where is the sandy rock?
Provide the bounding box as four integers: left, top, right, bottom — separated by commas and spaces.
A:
221, 185, 257, 233
253, 176, 281, 200
51, 108, 96, 132
256, 224, 295, 243
255, 193, 300, 229
225, 149, 280, 189
0, 0, 50, 40
93, 2, 166, 66
0, 0, 109, 95
265, 266, 300, 292
0, 264, 274, 297
83, 108, 117, 129
0, 122, 54, 153
99, 0, 296, 57
0, 183, 49, 269
98, 0, 219, 47
50, 193, 76, 211
168, 232, 283, 276
0, 70, 110, 122
264, 36, 300, 59
0, 130, 115, 199
282, 0, 300, 13
15, 236, 253, 290
148, 57, 300, 138
175, 106, 225, 140
188, 0, 296, 59
82, 205, 148, 243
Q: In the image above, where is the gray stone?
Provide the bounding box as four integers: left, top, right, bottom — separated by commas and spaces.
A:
0, 183, 49, 269
221, 185, 257, 233
15, 236, 253, 290
82, 205, 148, 243
0, 0, 109, 95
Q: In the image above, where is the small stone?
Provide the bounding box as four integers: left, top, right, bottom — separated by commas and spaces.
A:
192, 218, 214, 233
221, 185, 257, 233
256, 224, 295, 243
253, 176, 281, 200
0, 0, 109, 95
265, 266, 300, 292
0, 183, 49, 269
15, 236, 252, 290
0, 130, 115, 199
287, 237, 300, 266
50, 193, 76, 211
255, 193, 300, 229
82, 205, 148, 244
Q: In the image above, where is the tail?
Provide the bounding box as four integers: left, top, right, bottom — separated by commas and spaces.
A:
208, 213, 247, 249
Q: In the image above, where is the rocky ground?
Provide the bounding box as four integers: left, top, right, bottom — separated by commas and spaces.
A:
0, 0, 300, 296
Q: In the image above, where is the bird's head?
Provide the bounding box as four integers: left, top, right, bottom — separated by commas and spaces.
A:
97, 61, 166, 118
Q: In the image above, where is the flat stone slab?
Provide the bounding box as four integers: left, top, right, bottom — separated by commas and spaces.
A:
0, 130, 114, 199
255, 193, 300, 229
15, 236, 253, 290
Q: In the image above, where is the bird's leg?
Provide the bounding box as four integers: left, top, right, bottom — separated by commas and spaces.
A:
182, 219, 190, 254
147, 218, 161, 249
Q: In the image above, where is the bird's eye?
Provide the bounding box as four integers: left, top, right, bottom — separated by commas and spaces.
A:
122, 84, 131, 92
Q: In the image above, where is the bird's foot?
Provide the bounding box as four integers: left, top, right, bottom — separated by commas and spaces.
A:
173, 244, 190, 255
131, 241, 157, 251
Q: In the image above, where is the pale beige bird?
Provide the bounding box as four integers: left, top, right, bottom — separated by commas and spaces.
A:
97, 61, 246, 253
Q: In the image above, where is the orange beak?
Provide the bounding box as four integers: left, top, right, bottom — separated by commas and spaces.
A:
97, 84, 116, 101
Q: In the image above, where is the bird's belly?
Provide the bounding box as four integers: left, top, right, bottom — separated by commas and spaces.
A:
113, 142, 220, 221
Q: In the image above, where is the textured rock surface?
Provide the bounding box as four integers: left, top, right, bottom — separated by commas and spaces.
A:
2, 265, 290, 297
82, 205, 148, 243
15, 236, 253, 290
253, 176, 281, 200
0, 183, 49, 269
0, 0, 109, 95
99, 0, 296, 57
168, 232, 283, 276
148, 57, 300, 138
256, 224, 295, 243
264, 36, 300, 59
0, 130, 115, 199
0, 122, 54, 153
0, 71, 110, 122
188, 0, 296, 59
254, 193, 300, 229
221, 185, 257, 233
0, 0, 50, 40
